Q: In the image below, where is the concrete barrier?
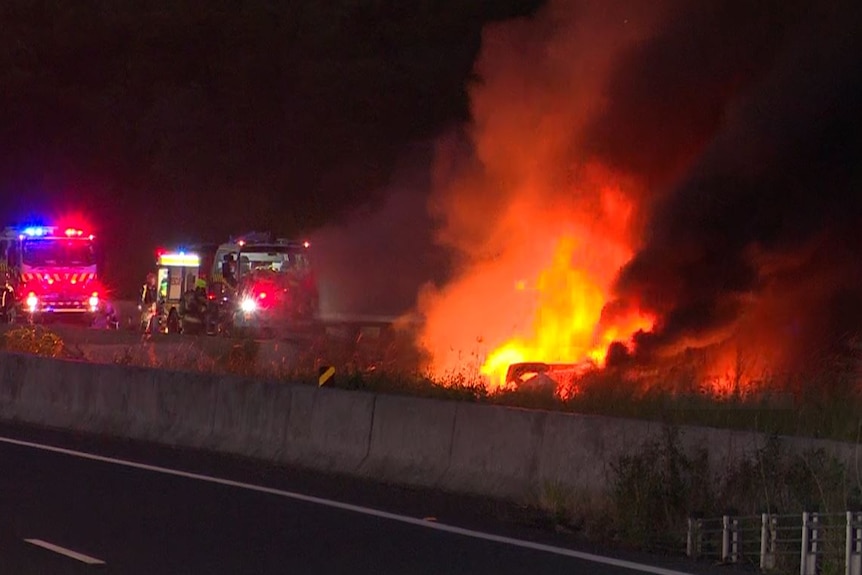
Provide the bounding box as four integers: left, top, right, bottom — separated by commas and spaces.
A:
210, 376, 292, 459
442, 402, 548, 498
536, 412, 659, 495
360, 394, 457, 487
0, 351, 859, 506
294, 387, 376, 474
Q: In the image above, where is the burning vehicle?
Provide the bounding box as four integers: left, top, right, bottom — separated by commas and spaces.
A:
415, 0, 862, 397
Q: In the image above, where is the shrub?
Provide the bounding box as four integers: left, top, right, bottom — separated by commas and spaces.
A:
0, 326, 65, 358
608, 425, 712, 550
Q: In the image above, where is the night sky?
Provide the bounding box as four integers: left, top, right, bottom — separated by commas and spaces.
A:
0, 0, 541, 299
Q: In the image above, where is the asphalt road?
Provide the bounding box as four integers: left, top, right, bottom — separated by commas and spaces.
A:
0, 423, 730, 575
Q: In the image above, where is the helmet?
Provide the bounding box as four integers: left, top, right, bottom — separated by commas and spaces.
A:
195, 278, 207, 289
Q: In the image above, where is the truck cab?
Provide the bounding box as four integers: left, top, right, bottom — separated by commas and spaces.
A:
1, 226, 105, 325
205, 233, 319, 337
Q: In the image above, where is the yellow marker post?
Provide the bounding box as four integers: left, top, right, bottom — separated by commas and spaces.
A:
318, 366, 335, 387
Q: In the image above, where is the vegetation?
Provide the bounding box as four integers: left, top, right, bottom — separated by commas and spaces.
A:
600, 425, 861, 571
2, 324, 860, 442
0, 325, 67, 358
5, 326, 862, 442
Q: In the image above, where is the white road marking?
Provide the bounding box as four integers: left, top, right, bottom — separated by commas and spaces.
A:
0, 435, 693, 575
24, 538, 105, 565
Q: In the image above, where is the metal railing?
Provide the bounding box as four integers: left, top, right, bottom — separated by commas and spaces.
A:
687, 510, 862, 574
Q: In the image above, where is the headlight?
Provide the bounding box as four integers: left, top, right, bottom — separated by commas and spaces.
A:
26, 292, 38, 311
88, 293, 99, 310
240, 297, 257, 313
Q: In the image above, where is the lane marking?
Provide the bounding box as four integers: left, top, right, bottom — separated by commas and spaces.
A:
0, 435, 692, 575
24, 538, 106, 565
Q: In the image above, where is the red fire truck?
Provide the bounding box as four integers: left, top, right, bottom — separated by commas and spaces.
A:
203, 233, 320, 337
138, 233, 319, 337
0, 225, 106, 325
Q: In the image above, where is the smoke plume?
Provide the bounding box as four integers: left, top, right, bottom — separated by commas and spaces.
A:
417, 0, 862, 385
310, 141, 449, 318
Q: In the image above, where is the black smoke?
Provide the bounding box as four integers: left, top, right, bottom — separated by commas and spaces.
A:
596, 0, 862, 369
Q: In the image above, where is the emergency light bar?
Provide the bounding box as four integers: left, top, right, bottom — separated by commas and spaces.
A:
16, 226, 93, 239
158, 252, 201, 267
23, 226, 53, 237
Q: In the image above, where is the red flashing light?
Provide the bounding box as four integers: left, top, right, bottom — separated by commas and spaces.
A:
259, 292, 267, 300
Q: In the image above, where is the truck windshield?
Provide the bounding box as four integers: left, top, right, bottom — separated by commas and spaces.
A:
22, 239, 96, 266
238, 247, 310, 277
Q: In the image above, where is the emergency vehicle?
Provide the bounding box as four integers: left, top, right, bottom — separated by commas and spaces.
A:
201, 232, 319, 337
143, 250, 205, 334
0, 225, 104, 325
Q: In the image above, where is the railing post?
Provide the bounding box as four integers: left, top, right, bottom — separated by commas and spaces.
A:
801, 511, 819, 575
731, 517, 740, 564
848, 511, 862, 575
762, 513, 776, 571
723, 514, 731, 563
687, 516, 699, 559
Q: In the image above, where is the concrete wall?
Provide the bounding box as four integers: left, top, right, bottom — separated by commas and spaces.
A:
0, 351, 858, 503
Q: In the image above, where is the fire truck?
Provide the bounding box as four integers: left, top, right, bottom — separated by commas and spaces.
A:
0, 225, 105, 325
202, 232, 320, 337
141, 233, 319, 337
140, 250, 205, 334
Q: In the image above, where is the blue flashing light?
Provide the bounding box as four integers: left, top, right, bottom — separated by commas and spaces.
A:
23, 226, 47, 237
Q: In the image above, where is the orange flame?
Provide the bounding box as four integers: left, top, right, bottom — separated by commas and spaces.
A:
419, 171, 655, 392
416, 1, 666, 392
479, 234, 654, 389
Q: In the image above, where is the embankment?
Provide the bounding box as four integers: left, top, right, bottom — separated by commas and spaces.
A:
0, 352, 857, 501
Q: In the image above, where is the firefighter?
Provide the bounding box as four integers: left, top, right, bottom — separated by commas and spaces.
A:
222, 254, 238, 289
1, 278, 13, 322
139, 273, 159, 333
180, 278, 208, 334
0, 255, 11, 321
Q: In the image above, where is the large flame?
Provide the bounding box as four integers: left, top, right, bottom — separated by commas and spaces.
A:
416, 2, 663, 391
478, 197, 654, 390
419, 163, 655, 391
411, 0, 862, 396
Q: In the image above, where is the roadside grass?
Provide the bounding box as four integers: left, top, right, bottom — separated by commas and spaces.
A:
0, 325, 66, 358
5, 324, 862, 442
600, 424, 862, 568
